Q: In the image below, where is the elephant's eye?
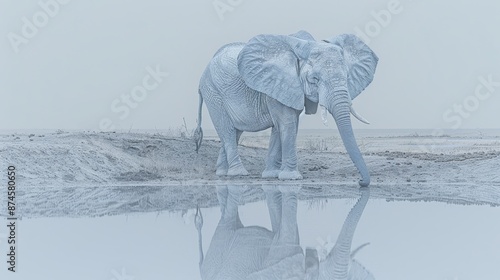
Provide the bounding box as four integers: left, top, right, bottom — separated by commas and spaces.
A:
308, 75, 320, 84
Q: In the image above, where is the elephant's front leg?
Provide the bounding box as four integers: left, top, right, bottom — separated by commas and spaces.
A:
264, 185, 302, 267
262, 185, 282, 233
262, 126, 282, 178
278, 121, 302, 180
267, 97, 302, 180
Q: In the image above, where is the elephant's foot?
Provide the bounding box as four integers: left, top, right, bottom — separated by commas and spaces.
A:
262, 169, 280, 178
261, 184, 280, 194
278, 170, 303, 180
227, 165, 249, 176
278, 185, 302, 193
228, 185, 250, 205
216, 168, 228, 176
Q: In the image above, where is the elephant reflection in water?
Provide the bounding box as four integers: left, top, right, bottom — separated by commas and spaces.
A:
194, 185, 373, 279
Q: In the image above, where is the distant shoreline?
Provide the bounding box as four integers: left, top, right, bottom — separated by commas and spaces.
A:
2, 128, 500, 138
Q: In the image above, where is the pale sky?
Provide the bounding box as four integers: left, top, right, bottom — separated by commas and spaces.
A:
1, 0, 500, 130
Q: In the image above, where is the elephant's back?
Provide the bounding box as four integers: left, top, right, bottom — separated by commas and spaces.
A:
211, 43, 245, 82
200, 43, 245, 90
213, 42, 246, 58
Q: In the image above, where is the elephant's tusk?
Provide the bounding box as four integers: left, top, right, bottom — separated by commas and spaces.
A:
350, 242, 370, 258
320, 105, 328, 127
350, 107, 370, 124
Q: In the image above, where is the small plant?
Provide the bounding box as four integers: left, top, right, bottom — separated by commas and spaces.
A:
305, 138, 328, 151
165, 118, 194, 139
181, 117, 191, 139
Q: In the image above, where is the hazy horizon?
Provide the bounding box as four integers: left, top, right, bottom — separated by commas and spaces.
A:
2, 0, 500, 131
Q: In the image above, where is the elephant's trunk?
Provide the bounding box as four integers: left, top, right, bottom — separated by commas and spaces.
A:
329, 89, 370, 187
320, 187, 370, 279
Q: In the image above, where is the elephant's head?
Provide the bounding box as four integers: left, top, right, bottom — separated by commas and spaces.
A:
237, 31, 378, 187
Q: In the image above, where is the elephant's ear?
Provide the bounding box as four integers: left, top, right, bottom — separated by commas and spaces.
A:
328, 34, 378, 100
237, 34, 313, 110
348, 259, 375, 280
247, 253, 305, 280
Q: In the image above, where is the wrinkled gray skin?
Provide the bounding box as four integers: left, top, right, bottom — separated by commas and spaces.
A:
195, 31, 378, 186
194, 185, 373, 279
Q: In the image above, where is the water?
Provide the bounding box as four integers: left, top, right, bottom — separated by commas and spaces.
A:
0, 184, 498, 280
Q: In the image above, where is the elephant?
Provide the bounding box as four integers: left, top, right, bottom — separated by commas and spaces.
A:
193, 30, 378, 186
194, 185, 373, 279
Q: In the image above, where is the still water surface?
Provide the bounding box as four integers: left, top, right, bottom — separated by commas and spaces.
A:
0, 184, 498, 280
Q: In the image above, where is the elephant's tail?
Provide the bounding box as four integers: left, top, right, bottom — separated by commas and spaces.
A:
194, 90, 204, 153
195, 205, 204, 271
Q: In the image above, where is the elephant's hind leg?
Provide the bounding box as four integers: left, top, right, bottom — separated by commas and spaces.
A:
216, 146, 228, 175
220, 185, 245, 228
207, 99, 248, 176
216, 185, 228, 213
217, 130, 245, 175
203, 185, 243, 277
225, 129, 249, 176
